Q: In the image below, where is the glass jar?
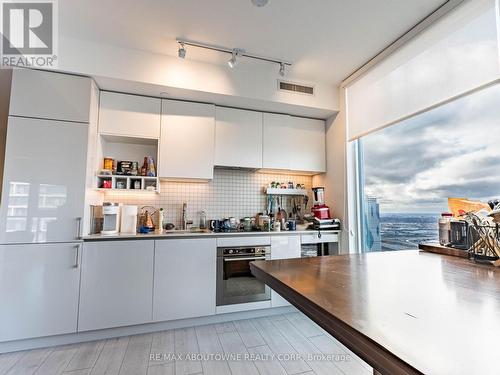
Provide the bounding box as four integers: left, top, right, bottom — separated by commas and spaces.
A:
199, 211, 207, 230
439, 212, 453, 245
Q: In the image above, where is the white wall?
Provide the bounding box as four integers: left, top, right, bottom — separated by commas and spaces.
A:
56, 37, 338, 117
313, 87, 349, 253
0, 69, 12, 199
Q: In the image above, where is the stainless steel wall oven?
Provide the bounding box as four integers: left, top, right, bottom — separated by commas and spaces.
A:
216, 246, 271, 306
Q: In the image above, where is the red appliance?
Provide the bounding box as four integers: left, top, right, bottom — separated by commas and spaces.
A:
312, 187, 331, 219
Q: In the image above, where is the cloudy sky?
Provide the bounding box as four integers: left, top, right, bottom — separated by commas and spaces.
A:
362, 83, 500, 213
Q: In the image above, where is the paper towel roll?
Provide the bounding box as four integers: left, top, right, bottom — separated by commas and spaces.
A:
120, 205, 138, 234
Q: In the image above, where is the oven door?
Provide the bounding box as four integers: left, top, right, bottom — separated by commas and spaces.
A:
217, 253, 271, 306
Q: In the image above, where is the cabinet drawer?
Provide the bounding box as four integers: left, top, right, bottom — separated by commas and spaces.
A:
301, 233, 339, 244
217, 236, 271, 247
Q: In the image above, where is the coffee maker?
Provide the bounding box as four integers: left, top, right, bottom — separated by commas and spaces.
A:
102, 202, 120, 235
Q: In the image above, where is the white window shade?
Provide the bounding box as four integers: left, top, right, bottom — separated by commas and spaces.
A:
346, 0, 500, 141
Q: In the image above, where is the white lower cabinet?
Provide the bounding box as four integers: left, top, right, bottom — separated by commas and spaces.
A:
78, 240, 154, 331
271, 235, 301, 307
0, 243, 82, 342
153, 238, 217, 322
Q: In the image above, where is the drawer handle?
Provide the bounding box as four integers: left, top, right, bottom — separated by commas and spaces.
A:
74, 244, 81, 268
224, 257, 266, 262
76, 217, 82, 239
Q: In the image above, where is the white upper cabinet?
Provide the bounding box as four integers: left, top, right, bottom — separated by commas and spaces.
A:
263, 113, 326, 173
159, 100, 215, 180
9, 69, 92, 123
99, 92, 161, 139
215, 107, 263, 169
262, 113, 292, 170
289, 116, 326, 173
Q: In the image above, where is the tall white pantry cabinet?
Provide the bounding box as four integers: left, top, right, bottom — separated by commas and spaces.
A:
0, 69, 99, 342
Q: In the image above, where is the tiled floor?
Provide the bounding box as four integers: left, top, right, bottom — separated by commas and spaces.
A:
0, 312, 372, 375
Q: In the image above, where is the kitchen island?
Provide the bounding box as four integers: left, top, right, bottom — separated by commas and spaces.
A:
250, 250, 500, 375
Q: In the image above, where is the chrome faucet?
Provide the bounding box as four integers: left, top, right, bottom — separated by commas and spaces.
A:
181, 202, 193, 230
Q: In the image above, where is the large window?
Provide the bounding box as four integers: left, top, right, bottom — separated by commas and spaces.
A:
358, 83, 500, 252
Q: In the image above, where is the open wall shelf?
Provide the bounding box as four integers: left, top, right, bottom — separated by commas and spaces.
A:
96, 175, 159, 193
265, 188, 308, 196
96, 133, 160, 193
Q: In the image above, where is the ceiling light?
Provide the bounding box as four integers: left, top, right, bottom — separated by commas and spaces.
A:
228, 49, 244, 68
176, 39, 291, 73
228, 51, 237, 68
279, 62, 285, 77
251, 0, 269, 7
178, 42, 186, 59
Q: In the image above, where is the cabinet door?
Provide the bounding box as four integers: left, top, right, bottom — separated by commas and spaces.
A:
9, 69, 91, 123
78, 240, 154, 331
0, 243, 81, 342
0, 117, 88, 244
153, 238, 216, 321
159, 100, 215, 179
271, 235, 301, 307
215, 107, 263, 168
289, 117, 326, 173
99, 92, 161, 139
262, 113, 292, 170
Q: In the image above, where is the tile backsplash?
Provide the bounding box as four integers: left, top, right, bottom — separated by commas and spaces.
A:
103, 168, 313, 228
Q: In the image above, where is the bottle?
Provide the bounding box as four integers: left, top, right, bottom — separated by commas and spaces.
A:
157, 208, 164, 233
147, 156, 156, 177
199, 211, 207, 230
141, 157, 148, 176
439, 212, 453, 245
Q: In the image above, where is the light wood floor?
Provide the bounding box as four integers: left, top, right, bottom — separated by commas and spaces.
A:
0, 312, 372, 375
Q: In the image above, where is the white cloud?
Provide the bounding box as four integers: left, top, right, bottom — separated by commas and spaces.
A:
362, 82, 500, 213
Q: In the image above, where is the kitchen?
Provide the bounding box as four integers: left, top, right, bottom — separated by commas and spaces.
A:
2, 1, 500, 375
0, 68, 341, 350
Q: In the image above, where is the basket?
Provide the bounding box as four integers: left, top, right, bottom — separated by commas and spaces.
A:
466, 214, 500, 265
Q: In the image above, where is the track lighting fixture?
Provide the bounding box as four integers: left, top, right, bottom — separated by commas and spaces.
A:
178, 42, 186, 59
279, 62, 285, 77
176, 38, 292, 74
228, 51, 237, 68
251, 0, 269, 7
227, 49, 244, 68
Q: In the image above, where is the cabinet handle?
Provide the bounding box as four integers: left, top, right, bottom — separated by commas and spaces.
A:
74, 244, 81, 268
224, 256, 267, 262
76, 217, 82, 239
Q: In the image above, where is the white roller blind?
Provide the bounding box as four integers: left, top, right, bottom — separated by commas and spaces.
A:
346, 0, 500, 141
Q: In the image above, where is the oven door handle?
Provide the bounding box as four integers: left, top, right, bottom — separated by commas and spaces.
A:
223, 256, 267, 262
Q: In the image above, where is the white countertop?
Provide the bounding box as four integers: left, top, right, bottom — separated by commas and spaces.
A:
83, 229, 341, 241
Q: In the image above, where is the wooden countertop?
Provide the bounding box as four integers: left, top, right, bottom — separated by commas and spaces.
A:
250, 250, 500, 375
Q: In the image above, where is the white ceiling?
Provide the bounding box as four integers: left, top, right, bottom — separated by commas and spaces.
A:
60, 0, 446, 87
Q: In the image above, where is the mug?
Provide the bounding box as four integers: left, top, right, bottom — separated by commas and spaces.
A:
286, 220, 297, 231
209, 219, 221, 232
272, 221, 281, 232
222, 218, 231, 231
242, 217, 252, 232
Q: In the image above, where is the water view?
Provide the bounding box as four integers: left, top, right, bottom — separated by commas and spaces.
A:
379, 213, 439, 251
